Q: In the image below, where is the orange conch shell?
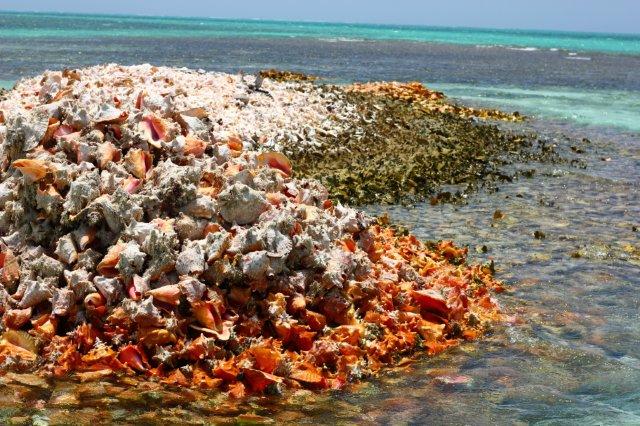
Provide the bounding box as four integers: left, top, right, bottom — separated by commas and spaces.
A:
96, 141, 121, 169
117, 344, 147, 371
227, 135, 243, 152
12, 159, 52, 182
243, 368, 283, 392
147, 285, 181, 306
257, 152, 292, 177
250, 346, 281, 374
41, 117, 60, 145
97, 243, 125, 277
3, 308, 33, 329
0, 249, 20, 286
124, 148, 152, 180
191, 300, 222, 331
411, 289, 451, 319
184, 136, 207, 157
289, 362, 325, 385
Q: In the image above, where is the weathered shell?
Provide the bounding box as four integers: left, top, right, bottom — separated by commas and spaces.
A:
93, 104, 128, 124
201, 230, 231, 263
54, 234, 78, 265
63, 269, 95, 300
175, 241, 205, 276
92, 276, 123, 305
241, 250, 286, 280
9, 108, 51, 152
121, 296, 162, 326
181, 195, 216, 219
39, 72, 63, 103
116, 241, 146, 279
18, 279, 54, 308
218, 182, 270, 225
178, 277, 206, 303
51, 288, 75, 316
175, 214, 206, 241
174, 109, 209, 137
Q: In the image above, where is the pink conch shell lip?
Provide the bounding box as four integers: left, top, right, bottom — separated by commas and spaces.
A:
121, 176, 142, 194
53, 124, 75, 139
138, 114, 168, 148
118, 344, 147, 371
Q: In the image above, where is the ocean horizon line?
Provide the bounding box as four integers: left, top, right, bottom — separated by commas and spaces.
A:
1, 9, 640, 38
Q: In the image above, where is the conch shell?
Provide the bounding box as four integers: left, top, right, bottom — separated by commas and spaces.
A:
257, 152, 292, 177
94, 104, 128, 124
124, 149, 153, 180
12, 159, 53, 182
138, 114, 170, 148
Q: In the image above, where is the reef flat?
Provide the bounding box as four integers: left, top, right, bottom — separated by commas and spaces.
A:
0, 65, 504, 400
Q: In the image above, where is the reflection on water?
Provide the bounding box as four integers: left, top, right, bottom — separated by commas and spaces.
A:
0, 121, 638, 424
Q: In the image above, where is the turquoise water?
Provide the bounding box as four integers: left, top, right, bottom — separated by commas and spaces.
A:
1, 11, 640, 55
431, 84, 640, 132
1, 12, 639, 133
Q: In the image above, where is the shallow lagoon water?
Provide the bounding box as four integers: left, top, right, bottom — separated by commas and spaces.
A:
361, 121, 640, 425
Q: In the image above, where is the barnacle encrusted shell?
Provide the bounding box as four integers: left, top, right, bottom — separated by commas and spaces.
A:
116, 241, 146, 279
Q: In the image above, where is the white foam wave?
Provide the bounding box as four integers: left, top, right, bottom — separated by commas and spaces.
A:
565, 56, 591, 61
506, 46, 539, 52
318, 37, 365, 43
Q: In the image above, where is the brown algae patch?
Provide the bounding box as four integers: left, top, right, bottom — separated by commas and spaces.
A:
258, 69, 319, 83
287, 88, 559, 205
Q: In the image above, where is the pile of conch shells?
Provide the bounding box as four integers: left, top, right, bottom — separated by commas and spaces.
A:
0, 64, 502, 397
346, 81, 523, 121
